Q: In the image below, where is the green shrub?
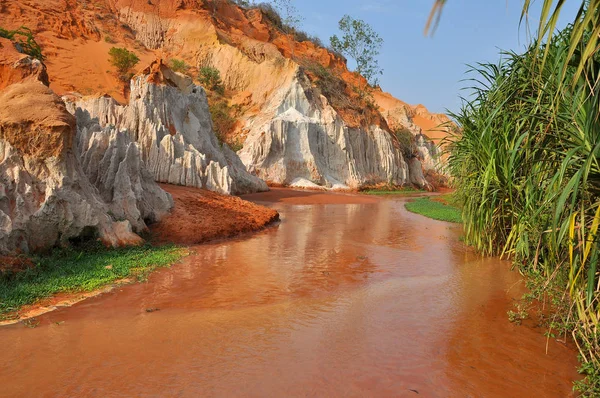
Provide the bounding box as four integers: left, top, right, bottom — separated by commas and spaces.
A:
394, 128, 416, 159
0, 26, 43, 60
108, 47, 139, 80
169, 58, 189, 74
447, 25, 600, 389
209, 99, 236, 142
198, 66, 224, 94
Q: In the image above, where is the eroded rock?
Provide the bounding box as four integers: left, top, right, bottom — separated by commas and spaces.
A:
72, 61, 268, 195
0, 80, 143, 254
73, 114, 174, 233
0, 51, 175, 254
238, 73, 430, 190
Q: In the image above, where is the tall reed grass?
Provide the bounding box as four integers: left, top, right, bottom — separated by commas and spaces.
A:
446, 24, 600, 393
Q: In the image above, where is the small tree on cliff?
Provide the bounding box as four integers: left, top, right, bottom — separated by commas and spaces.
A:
330, 15, 384, 87
198, 66, 225, 95
108, 47, 139, 81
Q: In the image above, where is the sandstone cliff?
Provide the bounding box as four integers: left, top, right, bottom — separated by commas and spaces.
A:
238, 73, 418, 189
0, 0, 450, 190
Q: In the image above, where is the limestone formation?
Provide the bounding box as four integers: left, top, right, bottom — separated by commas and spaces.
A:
238, 73, 430, 190
0, 81, 144, 254
0, 46, 177, 254
72, 61, 268, 195
73, 110, 174, 233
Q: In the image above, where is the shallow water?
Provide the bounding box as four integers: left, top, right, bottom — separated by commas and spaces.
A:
0, 189, 580, 397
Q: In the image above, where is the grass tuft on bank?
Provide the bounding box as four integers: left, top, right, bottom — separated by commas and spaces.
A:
0, 244, 187, 320
363, 186, 424, 195
405, 196, 462, 223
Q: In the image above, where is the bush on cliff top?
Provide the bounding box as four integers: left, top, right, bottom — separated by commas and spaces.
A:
198, 66, 225, 95
0, 26, 43, 61
169, 58, 190, 74
108, 47, 139, 81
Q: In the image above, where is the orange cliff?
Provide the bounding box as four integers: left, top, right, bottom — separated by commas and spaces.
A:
0, 0, 453, 191
0, 0, 451, 137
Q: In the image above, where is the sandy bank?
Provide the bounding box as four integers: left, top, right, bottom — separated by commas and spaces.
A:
150, 184, 280, 245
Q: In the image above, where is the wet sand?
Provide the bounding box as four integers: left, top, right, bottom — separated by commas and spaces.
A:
0, 189, 580, 397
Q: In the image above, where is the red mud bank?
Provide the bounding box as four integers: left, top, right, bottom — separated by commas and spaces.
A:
150, 184, 280, 245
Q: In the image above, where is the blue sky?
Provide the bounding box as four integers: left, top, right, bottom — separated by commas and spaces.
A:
288, 0, 580, 114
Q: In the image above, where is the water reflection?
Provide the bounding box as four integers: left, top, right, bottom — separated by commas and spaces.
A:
0, 191, 580, 397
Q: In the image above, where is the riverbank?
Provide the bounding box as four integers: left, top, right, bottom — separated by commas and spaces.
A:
0, 245, 187, 325
0, 184, 280, 324
151, 184, 280, 245
405, 194, 462, 223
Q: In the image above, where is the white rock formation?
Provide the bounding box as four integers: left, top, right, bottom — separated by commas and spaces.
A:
416, 133, 439, 172
72, 61, 267, 195
0, 81, 145, 254
238, 73, 429, 189
73, 110, 174, 233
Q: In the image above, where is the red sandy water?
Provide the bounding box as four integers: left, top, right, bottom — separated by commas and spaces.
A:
0, 189, 580, 397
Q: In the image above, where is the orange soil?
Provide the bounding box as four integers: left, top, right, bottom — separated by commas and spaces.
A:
151, 184, 280, 245
0, 256, 34, 274
0, 80, 75, 159
0, 37, 48, 88
0, 0, 449, 135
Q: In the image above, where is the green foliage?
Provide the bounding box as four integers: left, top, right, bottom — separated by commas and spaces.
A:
363, 187, 423, 195
0, 26, 43, 61
208, 97, 237, 144
575, 360, 600, 397
108, 47, 139, 80
198, 66, 224, 94
405, 197, 462, 223
0, 244, 186, 319
446, 22, 600, 391
330, 15, 383, 86
394, 127, 416, 160
169, 58, 189, 74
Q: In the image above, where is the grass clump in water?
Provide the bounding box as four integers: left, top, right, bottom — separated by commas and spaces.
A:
405, 196, 462, 223
362, 186, 424, 195
0, 244, 187, 319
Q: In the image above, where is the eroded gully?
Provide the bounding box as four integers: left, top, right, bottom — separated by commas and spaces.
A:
0, 189, 580, 397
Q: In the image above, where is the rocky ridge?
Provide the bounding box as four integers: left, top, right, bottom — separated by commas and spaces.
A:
238, 73, 427, 189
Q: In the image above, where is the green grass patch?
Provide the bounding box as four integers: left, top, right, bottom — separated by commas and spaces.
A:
363, 187, 424, 195
405, 197, 462, 223
0, 244, 187, 319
